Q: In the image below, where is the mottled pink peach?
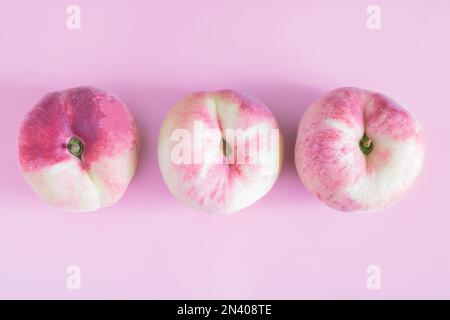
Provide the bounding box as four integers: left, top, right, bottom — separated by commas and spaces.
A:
295, 87, 425, 212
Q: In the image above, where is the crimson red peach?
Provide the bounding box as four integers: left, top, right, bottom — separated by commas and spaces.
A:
18, 86, 139, 212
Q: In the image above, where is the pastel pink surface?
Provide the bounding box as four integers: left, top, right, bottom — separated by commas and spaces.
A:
0, 0, 449, 298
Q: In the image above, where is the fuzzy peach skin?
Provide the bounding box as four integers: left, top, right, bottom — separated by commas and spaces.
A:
295, 87, 425, 212
158, 90, 283, 214
18, 86, 139, 212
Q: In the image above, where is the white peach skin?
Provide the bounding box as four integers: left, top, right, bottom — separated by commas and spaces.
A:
158, 90, 283, 214
295, 87, 425, 212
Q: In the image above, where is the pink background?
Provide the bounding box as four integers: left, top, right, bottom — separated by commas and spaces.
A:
0, 0, 449, 299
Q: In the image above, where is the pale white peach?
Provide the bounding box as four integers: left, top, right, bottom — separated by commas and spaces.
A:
158, 90, 283, 214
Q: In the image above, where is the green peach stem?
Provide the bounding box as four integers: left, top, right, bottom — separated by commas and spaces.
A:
359, 135, 373, 155
67, 137, 84, 159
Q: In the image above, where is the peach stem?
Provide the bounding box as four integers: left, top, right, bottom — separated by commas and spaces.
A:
67, 137, 84, 159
